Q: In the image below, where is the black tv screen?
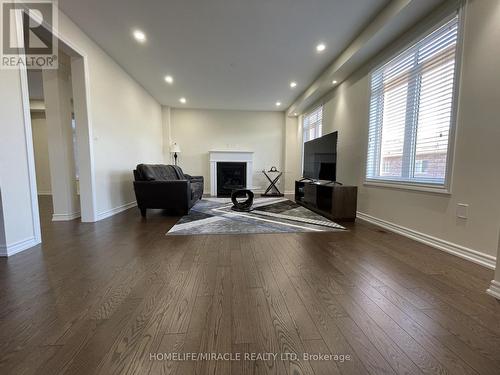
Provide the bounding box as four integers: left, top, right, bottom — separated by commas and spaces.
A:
303, 131, 337, 181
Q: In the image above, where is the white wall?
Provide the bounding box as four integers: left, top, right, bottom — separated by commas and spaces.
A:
283, 116, 301, 193
489, 233, 500, 298
0, 189, 6, 250
168, 108, 285, 192
55, 12, 163, 218
30, 114, 52, 195
0, 69, 39, 255
299, 0, 500, 262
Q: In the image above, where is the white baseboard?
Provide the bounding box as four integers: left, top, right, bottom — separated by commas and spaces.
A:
0, 237, 40, 257
96, 201, 137, 221
486, 280, 500, 300
253, 189, 289, 195
357, 212, 496, 270
52, 211, 81, 221
37, 191, 52, 196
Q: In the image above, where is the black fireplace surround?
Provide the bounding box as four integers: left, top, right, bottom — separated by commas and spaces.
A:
217, 162, 246, 197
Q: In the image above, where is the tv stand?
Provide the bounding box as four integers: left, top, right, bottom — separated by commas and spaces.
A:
295, 180, 357, 222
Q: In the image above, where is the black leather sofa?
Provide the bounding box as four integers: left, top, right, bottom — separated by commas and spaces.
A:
133, 164, 204, 217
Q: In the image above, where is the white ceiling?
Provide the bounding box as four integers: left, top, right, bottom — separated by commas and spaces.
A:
58, 0, 390, 111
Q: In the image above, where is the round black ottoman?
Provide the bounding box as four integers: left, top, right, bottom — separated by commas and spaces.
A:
231, 189, 254, 212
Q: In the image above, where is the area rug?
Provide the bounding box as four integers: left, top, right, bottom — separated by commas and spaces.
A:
166, 197, 346, 235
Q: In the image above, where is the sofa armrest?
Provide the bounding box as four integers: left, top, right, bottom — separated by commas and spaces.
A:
133, 180, 191, 207
185, 174, 204, 182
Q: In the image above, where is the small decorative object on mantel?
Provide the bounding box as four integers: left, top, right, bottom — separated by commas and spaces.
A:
170, 142, 181, 166
261, 166, 284, 197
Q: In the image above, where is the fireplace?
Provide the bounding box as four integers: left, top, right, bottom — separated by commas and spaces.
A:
216, 162, 247, 197
209, 151, 253, 196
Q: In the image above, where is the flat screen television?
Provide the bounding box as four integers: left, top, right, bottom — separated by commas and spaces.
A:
303, 131, 337, 181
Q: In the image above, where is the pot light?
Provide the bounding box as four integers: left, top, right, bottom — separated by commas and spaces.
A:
316, 43, 326, 53
290, 81, 297, 88
294, 112, 298, 116
275, 101, 281, 107
332, 80, 338, 85
179, 97, 187, 104
164, 75, 174, 84
132, 29, 146, 43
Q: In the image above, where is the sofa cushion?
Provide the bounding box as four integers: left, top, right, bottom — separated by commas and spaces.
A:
136, 164, 181, 181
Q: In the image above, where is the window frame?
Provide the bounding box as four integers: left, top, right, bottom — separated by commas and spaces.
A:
364, 10, 464, 194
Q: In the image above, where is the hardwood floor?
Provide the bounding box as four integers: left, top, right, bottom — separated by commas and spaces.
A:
1, 196, 499, 375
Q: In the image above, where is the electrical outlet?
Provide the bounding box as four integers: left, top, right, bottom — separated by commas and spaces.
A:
456, 203, 468, 219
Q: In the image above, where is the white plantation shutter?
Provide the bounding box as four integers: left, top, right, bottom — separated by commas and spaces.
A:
366, 14, 460, 186
303, 106, 323, 143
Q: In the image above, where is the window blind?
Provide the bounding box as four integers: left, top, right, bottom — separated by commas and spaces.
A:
303, 105, 323, 143
366, 14, 460, 186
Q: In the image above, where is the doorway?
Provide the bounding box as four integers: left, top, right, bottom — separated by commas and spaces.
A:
21, 28, 97, 241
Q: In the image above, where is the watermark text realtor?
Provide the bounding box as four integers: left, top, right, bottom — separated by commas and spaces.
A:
1, 0, 58, 69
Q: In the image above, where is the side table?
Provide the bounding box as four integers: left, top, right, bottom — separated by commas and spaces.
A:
261, 167, 284, 197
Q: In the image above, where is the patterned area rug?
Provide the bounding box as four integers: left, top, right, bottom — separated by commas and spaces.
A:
167, 197, 346, 235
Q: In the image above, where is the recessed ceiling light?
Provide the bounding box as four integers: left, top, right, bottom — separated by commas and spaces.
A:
132, 29, 146, 43
294, 112, 298, 116
316, 43, 326, 53
179, 97, 187, 104
290, 81, 297, 88
275, 101, 281, 107
332, 80, 338, 85
164, 75, 174, 84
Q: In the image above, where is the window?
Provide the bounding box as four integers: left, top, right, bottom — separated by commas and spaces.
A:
415, 160, 429, 174
303, 105, 323, 143
366, 14, 460, 188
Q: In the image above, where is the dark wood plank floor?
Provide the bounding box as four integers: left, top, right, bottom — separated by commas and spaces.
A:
1, 196, 499, 375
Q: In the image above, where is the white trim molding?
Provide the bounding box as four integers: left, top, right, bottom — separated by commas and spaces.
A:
19, 63, 41, 245
357, 212, 496, 270
96, 201, 137, 221
52, 212, 81, 221
486, 280, 500, 300
0, 237, 40, 257
364, 181, 452, 195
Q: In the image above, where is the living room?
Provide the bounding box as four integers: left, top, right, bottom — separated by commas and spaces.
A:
1, 0, 500, 374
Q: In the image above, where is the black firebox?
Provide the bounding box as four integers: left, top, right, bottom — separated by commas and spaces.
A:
216, 162, 247, 197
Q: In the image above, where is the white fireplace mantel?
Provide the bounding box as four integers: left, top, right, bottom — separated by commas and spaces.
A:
209, 151, 253, 196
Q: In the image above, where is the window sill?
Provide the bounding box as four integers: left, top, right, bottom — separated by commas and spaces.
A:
364, 180, 451, 195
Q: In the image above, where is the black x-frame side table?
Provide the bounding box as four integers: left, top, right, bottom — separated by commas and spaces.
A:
261, 169, 284, 197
